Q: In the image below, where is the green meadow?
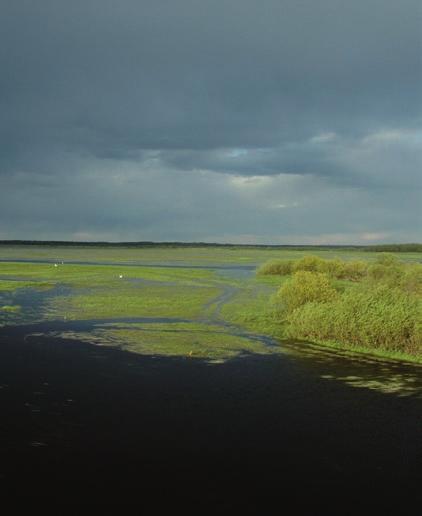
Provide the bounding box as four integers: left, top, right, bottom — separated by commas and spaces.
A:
0, 244, 421, 365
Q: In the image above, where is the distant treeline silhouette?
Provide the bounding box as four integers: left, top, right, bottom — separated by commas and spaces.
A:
0, 241, 420, 252
364, 243, 422, 252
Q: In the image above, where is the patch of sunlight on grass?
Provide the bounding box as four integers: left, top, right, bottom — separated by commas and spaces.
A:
50, 284, 221, 320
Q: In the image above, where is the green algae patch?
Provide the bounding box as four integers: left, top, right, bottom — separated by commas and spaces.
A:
1, 304, 21, 312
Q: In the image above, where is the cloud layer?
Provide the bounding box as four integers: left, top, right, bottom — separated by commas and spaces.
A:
1, 0, 421, 243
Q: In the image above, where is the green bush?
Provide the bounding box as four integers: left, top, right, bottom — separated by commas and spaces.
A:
277, 271, 338, 314
367, 263, 403, 283
257, 259, 293, 276
316, 258, 345, 278
292, 255, 325, 273
285, 283, 422, 355
374, 253, 399, 266
342, 260, 368, 281
398, 264, 422, 296
257, 255, 369, 281
267, 252, 422, 358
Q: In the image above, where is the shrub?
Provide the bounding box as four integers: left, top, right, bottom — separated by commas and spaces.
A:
399, 264, 422, 296
277, 271, 338, 314
367, 262, 403, 283
342, 260, 368, 281
316, 258, 345, 278
292, 255, 325, 273
375, 253, 399, 266
285, 283, 422, 355
266, 252, 422, 357
257, 259, 293, 276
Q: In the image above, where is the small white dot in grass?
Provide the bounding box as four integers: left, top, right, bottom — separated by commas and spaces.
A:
54, 263, 58, 267
119, 275, 123, 279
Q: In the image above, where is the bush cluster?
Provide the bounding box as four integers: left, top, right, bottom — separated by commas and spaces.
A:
258, 253, 422, 285
285, 284, 421, 355
257, 259, 294, 276
258, 254, 369, 281
271, 255, 422, 357
276, 271, 338, 313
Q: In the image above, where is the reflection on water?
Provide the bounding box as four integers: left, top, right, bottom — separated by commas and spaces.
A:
0, 284, 71, 325
2, 311, 421, 399
281, 340, 422, 398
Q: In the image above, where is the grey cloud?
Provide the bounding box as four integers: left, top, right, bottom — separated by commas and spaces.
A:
1, 0, 421, 164
0, 0, 421, 242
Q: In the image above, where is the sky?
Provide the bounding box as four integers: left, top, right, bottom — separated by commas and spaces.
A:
1, 0, 421, 244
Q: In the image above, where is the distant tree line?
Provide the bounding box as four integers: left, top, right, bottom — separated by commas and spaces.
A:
0, 240, 363, 249
364, 243, 422, 252
0, 240, 420, 252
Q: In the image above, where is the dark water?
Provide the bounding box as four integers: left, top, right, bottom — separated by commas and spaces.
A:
1, 329, 421, 508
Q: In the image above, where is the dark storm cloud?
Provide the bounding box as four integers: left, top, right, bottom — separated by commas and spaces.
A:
1, 0, 421, 161
0, 0, 421, 242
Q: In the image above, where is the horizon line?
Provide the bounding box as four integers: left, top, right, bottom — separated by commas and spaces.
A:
0, 240, 420, 249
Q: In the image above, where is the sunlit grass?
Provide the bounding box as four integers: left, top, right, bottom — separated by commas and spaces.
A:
52, 284, 221, 320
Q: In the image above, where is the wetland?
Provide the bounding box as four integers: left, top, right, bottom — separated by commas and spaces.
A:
0, 244, 421, 506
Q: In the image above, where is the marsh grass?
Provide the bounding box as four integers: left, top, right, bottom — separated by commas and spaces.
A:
55, 284, 221, 320
1, 244, 421, 267
1, 246, 422, 363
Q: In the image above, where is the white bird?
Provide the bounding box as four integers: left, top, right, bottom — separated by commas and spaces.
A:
54, 263, 58, 267
119, 274, 123, 279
